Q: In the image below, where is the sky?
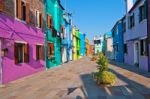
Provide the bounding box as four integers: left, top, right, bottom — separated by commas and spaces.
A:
60, 0, 126, 44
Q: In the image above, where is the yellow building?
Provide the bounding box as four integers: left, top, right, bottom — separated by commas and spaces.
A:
85, 38, 90, 56
72, 27, 78, 60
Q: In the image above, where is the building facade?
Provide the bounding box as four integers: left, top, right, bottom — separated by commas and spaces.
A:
124, 0, 148, 71
72, 27, 80, 60
93, 36, 102, 54
85, 38, 91, 56
62, 12, 73, 63
112, 20, 124, 63
0, 0, 45, 84
45, 0, 64, 68
79, 32, 86, 57
103, 32, 113, 59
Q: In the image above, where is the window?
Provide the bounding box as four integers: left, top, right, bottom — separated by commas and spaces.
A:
52, 27, 57, 37
128, 14, 135, 29
139, 2, 147, 22
139, 5, 145, 22
123, 21, 126, 33
116, 43, 118, 52
140, 39, 148, 56
0, 0, 4, 11
16, 0, 30, 23
47, 14, 53, 28
124, 44, 128, 54
14, 43, 29, 64
47, 43, 54, 59
36, 10, 42, 28
36, 45, 44, 61
60, 25, 65, 38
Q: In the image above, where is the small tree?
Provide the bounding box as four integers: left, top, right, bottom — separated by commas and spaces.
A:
97, 53, 108, 72
94, 52, 116, 85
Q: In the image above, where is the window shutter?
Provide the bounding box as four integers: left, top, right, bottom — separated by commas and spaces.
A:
144, 1, 147, 19
14, 43, 19, 64
140, 40, 143, 55
24, 43, 29, 63
26, 3, 30, 24
50, 16, 53, 28
40, 13, 43, 28
36, 45, 39, 61
17, 0, 22, 19
50, 43, 54, 55
0, 0, 4, 11
47, 15, 50, 28
41, 45, 44, 60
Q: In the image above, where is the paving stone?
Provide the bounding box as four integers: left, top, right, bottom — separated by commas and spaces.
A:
0, 57, 150, 99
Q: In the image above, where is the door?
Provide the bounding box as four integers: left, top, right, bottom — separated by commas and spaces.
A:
0, 40, 2, 84
134, 42, 139, 66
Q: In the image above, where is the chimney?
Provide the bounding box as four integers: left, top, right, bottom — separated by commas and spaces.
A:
125, 0, 134, 13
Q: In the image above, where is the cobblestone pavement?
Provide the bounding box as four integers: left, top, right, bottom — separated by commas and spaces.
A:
0, 57, 150, 99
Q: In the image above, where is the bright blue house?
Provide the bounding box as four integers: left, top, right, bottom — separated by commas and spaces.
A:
80, 32, 86, 57
112, 20, 124, 63
62, 12, 73, 62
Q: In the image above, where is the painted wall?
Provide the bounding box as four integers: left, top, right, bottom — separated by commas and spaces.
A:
76, 30, 80, 59
85, 38, 90, 56
112, 21, 124, 63
94, 36, 102, 54
45, 0, 63, 68
72, 27, 77, 60
79, 32, 86, 57
124, 0, 148, 71
0, 14, 45, 84
64, 14, 73, 62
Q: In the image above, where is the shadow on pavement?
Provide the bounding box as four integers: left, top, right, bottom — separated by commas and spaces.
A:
80, 70, 150, 99
109, 60, 150, 79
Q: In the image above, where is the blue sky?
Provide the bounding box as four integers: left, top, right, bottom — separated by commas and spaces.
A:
60, 0, 125, 44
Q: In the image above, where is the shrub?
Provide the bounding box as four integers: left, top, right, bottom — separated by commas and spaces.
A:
97, 55, 108, 72
91, 56, 97, 61
98, 71, 116, 85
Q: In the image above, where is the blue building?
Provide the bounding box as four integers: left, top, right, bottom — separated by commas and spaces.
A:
112, 20, 124, 63
61, 12, 73, 63
79, 32, 86, 57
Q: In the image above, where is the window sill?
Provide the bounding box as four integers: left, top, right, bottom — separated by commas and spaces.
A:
139, 19, 147, 24
15, 18, 27, 24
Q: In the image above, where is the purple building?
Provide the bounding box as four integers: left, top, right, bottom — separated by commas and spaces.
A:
0, 0, 45, 84
124, 0, 148, 71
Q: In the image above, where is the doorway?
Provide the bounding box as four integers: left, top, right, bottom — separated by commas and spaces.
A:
134, 42, 139, 66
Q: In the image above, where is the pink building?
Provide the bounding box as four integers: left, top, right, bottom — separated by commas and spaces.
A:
0, 0, 45, 84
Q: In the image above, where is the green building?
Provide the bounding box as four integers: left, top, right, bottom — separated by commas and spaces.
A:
44, 0, 64, 68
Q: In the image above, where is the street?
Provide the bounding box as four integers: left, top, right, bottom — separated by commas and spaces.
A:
0, 57, 150, 99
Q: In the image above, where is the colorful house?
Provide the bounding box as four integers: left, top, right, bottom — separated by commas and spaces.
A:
103, 32, 113, 59
0, 0, 45, 84
94, 35, 103, 54
90, 45, 94, 56
72, 27, 80, 60
79, 32, 86, 57
112, 20, 124, 63
85, 38, 91, 56
44, 0, 64, 68
124, 0, 148, 71
62, 12, 73, 63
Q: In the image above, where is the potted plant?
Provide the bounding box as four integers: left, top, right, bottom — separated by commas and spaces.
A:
93, 53, 116, 86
